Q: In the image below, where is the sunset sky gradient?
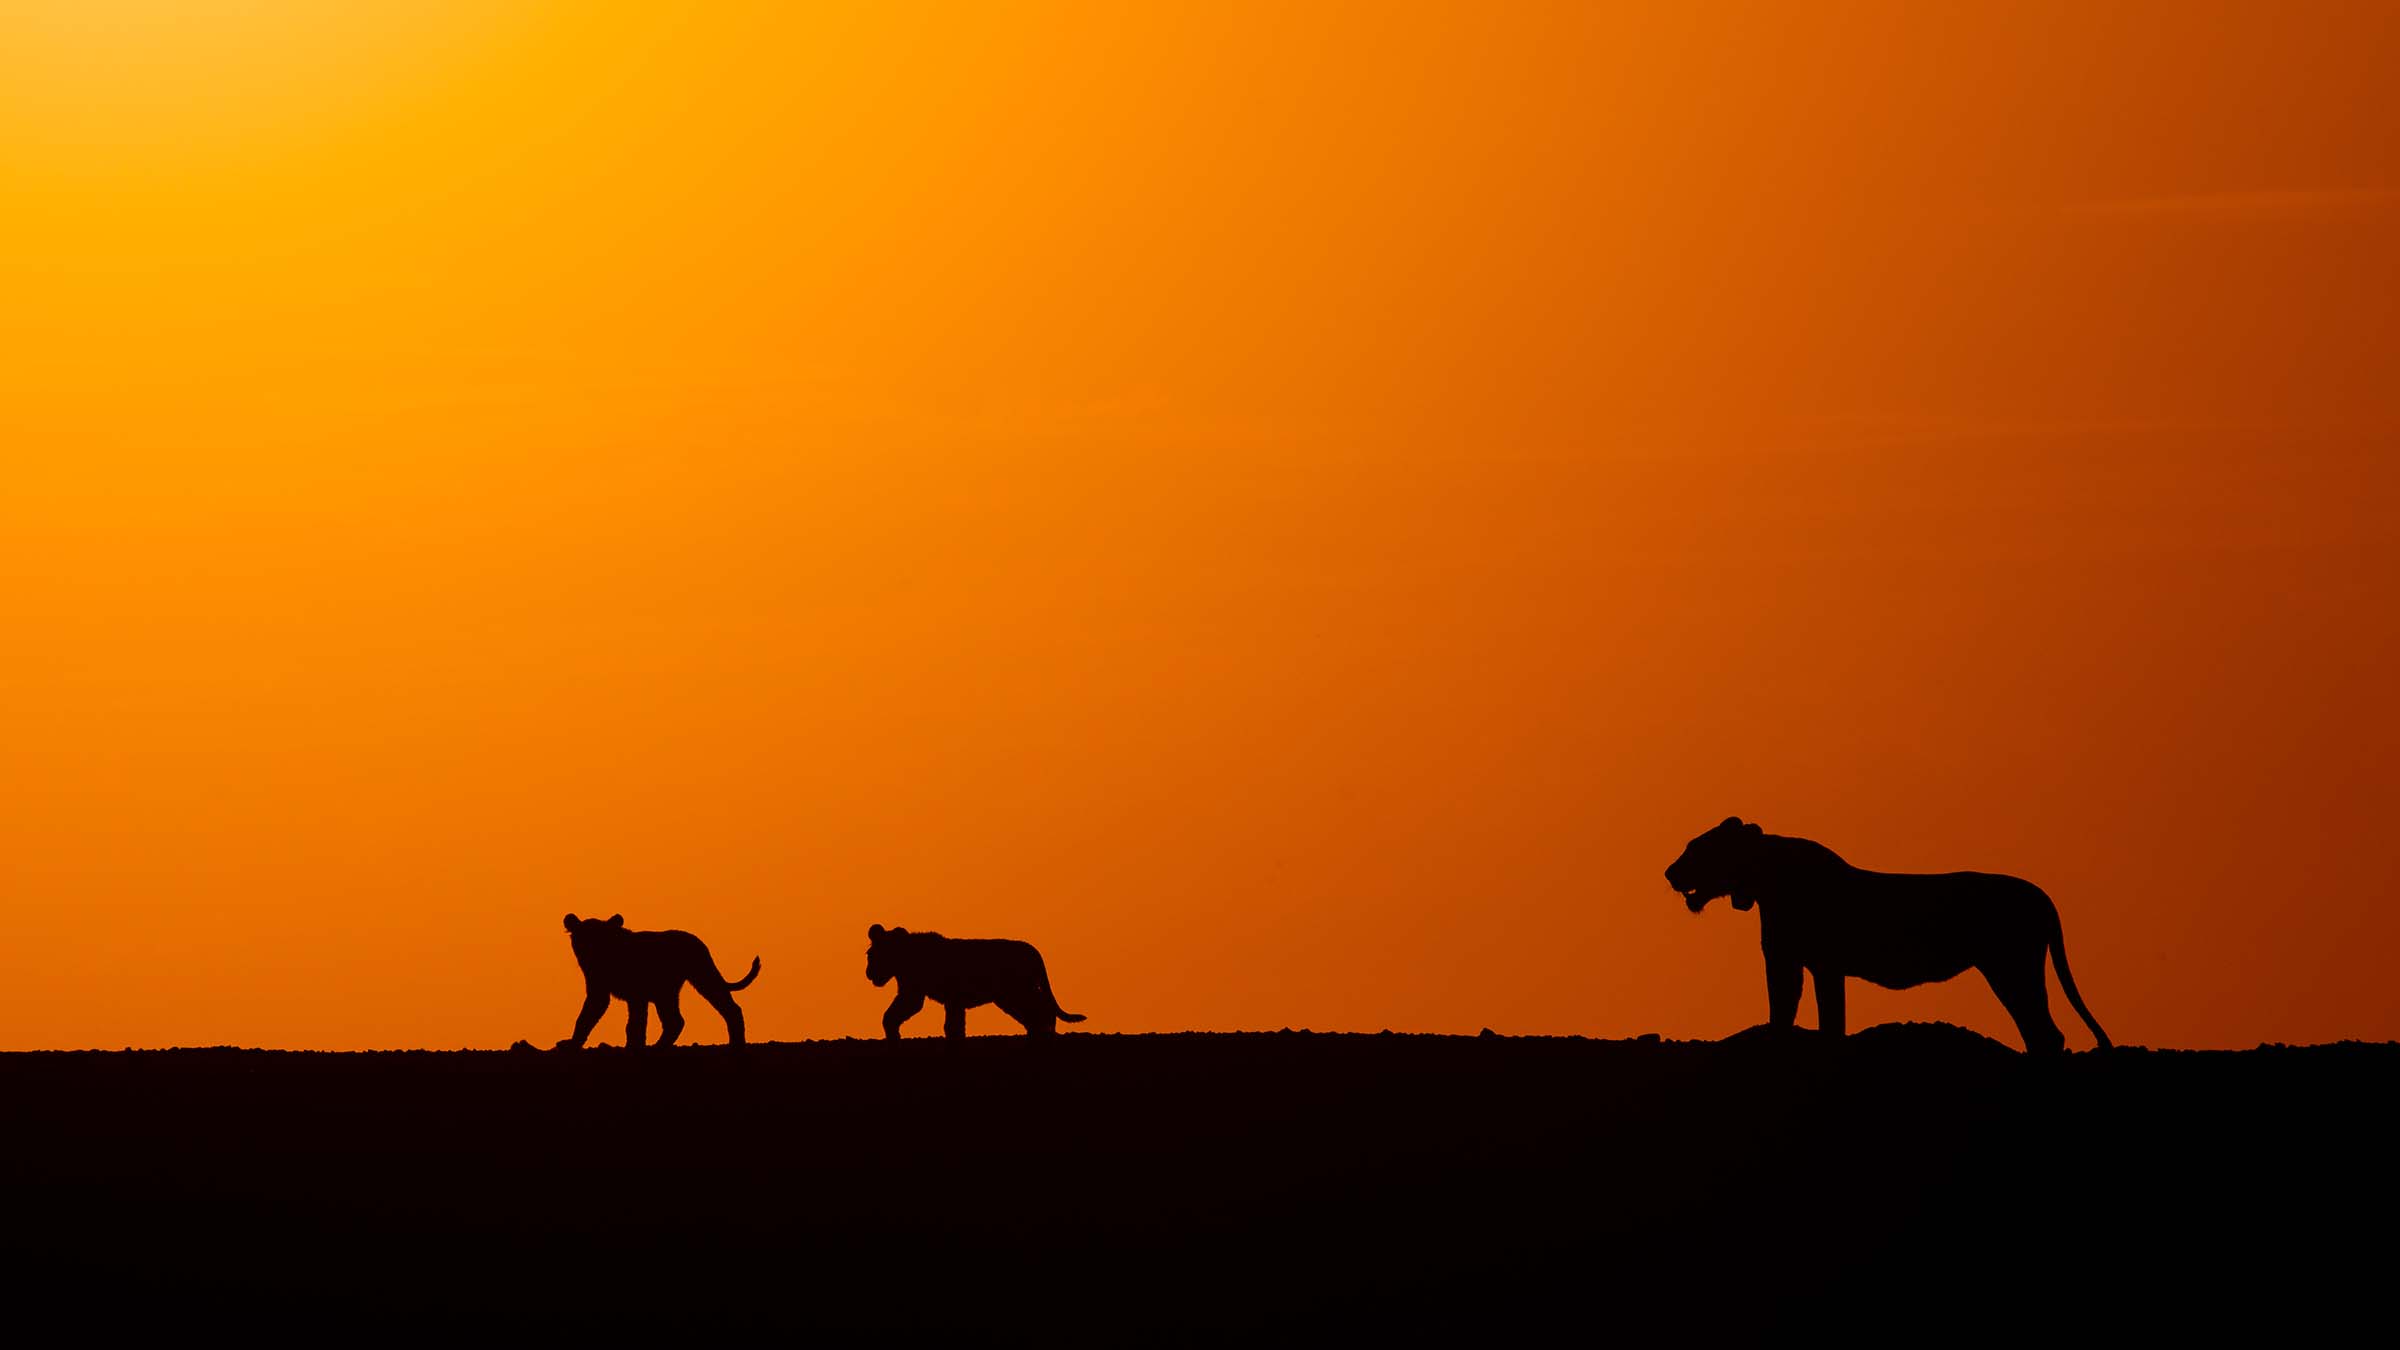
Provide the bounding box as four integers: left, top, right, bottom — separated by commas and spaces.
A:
4, 2, 2395, 1050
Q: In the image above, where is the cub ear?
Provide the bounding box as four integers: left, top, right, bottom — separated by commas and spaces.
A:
1719, 816, 1744, 829
562, 913, 580, 931
607, 914, 625, 927
1743, 822, 1763, 837
868, 923, 885, 938
893, 926, 909, 937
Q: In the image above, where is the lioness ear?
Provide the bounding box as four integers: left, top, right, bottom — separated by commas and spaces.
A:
607, 914, 624, 927
893, 926, 909, 937
1743, 822, 1763, 837
869, 924, 885, 939
1719, 816, 1744, 829
562, 913, 580, 931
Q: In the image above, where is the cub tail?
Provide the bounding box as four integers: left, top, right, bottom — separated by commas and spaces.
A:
723, 956, 762, 992
1044, 978, 1085, 1024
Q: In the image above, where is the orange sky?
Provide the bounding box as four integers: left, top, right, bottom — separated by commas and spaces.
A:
3, 2, 2395, 1050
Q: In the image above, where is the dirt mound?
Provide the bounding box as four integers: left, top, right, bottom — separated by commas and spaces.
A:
1718, 1018, 2019, 1062
1848, 1018, 2021, 1060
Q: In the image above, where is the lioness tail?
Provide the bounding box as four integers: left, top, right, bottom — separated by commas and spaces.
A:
2048, 923, 2109, 1051
723, 956, 762, 992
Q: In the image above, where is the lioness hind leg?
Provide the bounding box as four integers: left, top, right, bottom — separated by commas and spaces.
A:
1983, 954, 2065, 1055
625, 999, 651, 1050
943, 1002, 968, 1039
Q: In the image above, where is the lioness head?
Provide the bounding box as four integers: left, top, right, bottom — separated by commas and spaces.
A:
1665, 817, 1763, 913
865, 923, 908, 987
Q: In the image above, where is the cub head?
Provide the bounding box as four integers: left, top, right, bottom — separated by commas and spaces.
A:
562, 912, 626, 953
1665, 817, 1764, 913
865, 923, 909, 987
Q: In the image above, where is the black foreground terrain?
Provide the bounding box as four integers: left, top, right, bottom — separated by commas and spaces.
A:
2, 1025, 2389, 1338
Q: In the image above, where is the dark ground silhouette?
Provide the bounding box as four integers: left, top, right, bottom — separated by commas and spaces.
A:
867, 923, 1086, 1038
1670, 816, 2111, 1052
1, 1029, 2389, 1336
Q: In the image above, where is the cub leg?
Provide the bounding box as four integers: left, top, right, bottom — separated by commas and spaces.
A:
559, 988, 610, 1050
695, 980, 745, 1046
883, 988, 925, 1041
943, 1002, 968, 1040
1983, 952, 2065, 1055
654, 988, 686, 1048
998, 1000, 1055, 1037
625, 998, 650, 1050
1812, 968, 1846, 1038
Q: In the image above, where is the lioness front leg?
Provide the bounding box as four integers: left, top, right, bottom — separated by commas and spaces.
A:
943, 1002, 968, 1040
625, 999, 650, 1050
883, 988, 925, 1041
1812, 968, 1846, 1038
1765, 951, 1803, 1031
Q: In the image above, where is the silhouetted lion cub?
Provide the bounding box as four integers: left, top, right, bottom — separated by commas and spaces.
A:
1667, 817, 2110, 1053
865, 924, 1085, 1039
556, 913, 760, 1050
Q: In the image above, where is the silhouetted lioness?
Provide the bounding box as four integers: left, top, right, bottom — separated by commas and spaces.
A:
1667, 817, 2109, 1053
